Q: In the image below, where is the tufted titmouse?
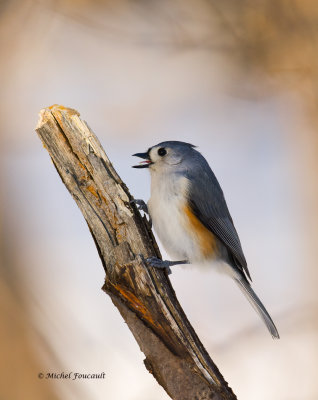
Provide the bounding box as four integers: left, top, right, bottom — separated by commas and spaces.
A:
132, 141, 279, 339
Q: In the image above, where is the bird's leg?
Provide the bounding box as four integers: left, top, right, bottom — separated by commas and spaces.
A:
130, 199, 152, 226
146, 257, 189, 275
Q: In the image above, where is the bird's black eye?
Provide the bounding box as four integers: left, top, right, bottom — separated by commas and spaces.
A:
158, 147, 166, 156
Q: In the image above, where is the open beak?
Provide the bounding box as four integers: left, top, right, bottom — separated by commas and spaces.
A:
132, 152, 152, 168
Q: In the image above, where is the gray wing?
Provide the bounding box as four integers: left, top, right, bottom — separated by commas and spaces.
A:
184, 167, 251, 281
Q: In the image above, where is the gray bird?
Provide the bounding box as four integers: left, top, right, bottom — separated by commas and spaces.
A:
132, 141, 279, 339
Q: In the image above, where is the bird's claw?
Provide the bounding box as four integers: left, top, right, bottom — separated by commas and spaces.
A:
146, 257, 172, 275
130, 199, 152, 227
130, 199, 149, 214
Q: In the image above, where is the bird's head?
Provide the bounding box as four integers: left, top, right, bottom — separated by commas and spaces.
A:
132, 141, 196, 172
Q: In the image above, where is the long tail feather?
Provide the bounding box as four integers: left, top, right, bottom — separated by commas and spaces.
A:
235, 278, 280, 339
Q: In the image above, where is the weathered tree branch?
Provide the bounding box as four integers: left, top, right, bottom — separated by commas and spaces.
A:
35, 105, 237, 400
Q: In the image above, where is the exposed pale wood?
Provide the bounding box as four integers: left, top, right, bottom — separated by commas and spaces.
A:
35, 104, 237, 400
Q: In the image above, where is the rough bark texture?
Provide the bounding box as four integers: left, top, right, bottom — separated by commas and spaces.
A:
35, 104, 237, 400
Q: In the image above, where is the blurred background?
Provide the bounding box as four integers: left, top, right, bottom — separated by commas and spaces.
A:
1, 0, 317, 399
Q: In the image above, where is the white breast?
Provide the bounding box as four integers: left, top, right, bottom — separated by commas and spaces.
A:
148, 171, 203, 262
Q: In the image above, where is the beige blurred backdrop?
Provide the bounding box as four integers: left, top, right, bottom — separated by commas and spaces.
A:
0, 1, 317, 399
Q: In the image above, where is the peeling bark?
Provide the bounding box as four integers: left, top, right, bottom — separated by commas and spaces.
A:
35, 105, 237, 400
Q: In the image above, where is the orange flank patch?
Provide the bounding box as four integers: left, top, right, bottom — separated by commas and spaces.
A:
184, 205, 218, 258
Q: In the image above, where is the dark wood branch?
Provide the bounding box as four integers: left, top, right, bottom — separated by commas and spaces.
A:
35, 105, 237, 400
